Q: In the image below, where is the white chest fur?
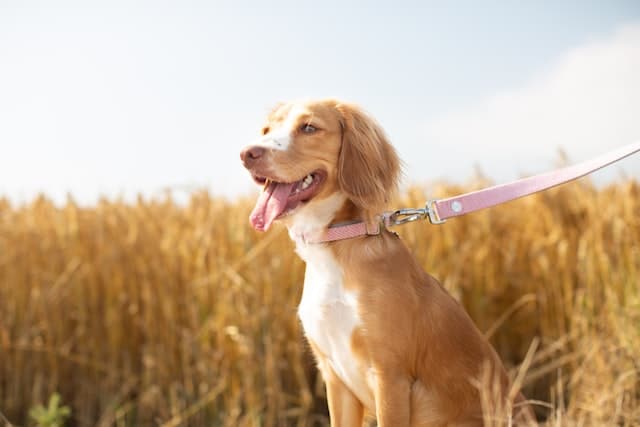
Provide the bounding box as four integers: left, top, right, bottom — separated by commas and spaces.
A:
296, 243, 374, 410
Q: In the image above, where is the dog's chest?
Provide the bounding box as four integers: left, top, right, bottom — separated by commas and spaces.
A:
297, 245, 374, 409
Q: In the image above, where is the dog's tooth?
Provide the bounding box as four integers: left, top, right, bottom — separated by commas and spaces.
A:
296, 174, 314, 192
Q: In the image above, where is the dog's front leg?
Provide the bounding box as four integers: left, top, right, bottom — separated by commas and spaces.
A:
374, 372, 411, 426
323, 364, 364, 427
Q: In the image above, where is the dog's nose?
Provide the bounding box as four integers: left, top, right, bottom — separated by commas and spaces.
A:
240, 146, 266, 166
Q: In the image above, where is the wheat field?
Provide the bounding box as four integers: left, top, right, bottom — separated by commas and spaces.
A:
0, 179, 639, 426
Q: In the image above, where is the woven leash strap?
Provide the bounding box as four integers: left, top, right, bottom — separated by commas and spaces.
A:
431, 141, 640, 222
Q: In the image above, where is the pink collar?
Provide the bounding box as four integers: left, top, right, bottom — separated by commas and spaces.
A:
305, 141, 640, 244
304, 214, 393, 243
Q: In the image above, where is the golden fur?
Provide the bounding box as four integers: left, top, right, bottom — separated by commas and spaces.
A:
241, 99, 534, 426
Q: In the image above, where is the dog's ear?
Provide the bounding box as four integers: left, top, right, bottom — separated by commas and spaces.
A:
336, 103, 401, 217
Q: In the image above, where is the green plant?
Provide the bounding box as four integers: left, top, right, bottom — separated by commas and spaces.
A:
28, 393, 71, 427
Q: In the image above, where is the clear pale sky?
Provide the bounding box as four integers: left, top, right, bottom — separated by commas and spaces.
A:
1, 1, 639, 205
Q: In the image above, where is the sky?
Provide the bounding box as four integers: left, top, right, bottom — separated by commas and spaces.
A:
1, 1, 639, 205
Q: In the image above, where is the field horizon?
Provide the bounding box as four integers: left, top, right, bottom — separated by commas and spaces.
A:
0, 178, 638, 426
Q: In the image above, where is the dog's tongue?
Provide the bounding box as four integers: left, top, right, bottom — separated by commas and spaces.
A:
250, 181, 295, 231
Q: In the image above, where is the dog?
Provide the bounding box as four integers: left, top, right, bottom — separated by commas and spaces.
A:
240, 99, 534, 426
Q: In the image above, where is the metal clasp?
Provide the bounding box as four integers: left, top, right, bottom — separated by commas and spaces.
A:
390, 208, 427, 225
425, 199, 446, 224
389, 199, 446, 226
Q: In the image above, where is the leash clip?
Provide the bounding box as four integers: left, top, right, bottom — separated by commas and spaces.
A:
390, 208, 427, 225
425, 199, 446, 224
390, 199, 446, 226
389, 199, 447, 225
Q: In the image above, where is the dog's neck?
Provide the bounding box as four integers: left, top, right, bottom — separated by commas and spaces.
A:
286, 193, 364, 260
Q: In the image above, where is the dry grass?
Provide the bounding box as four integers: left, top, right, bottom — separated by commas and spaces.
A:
0, 179, 638, 426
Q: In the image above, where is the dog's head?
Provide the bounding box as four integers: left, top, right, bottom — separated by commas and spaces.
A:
240, 99, 401, 232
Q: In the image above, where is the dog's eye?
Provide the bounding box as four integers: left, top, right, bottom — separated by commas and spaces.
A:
301, 123, 317, 134
261, 126, 270, 135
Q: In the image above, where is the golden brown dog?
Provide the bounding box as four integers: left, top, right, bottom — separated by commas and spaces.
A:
240, 99, 534, 426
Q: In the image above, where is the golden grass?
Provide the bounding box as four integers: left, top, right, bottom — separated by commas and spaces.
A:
0, 179, 638, 426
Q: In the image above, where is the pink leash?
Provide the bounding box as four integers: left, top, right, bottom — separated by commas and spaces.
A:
310, 141, 640, 244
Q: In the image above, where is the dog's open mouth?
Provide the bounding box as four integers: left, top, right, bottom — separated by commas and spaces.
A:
249, 170, 326, 231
